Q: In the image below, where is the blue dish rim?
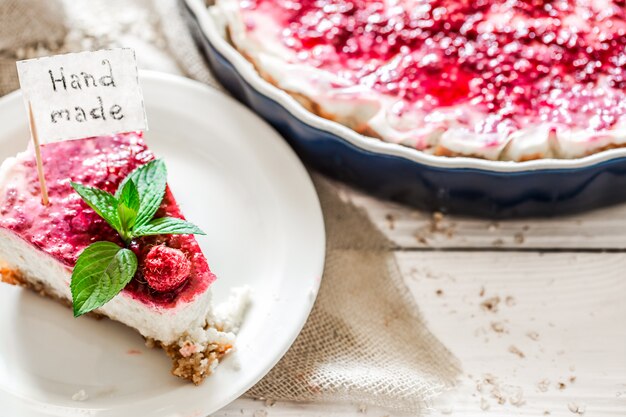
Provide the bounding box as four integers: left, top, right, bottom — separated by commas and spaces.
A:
183, 0, 626, 175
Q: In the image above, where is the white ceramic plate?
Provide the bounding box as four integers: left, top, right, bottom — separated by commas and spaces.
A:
0, 71, 325, 417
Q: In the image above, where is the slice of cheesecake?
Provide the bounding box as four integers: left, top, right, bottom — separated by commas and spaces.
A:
0, 132, 244, 384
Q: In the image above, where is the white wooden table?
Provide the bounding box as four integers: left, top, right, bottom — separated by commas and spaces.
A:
100, 11, 625, 416
3, 4, 624, 415
214, 183, 626, 417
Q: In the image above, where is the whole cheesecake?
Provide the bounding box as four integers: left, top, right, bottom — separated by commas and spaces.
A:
0, 132, 247, 384
214, 0, 625, 161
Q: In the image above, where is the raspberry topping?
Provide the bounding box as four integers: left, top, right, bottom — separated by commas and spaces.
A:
143, 245, 192, 293
0, 134, 215, 308
243, 0, 626, 134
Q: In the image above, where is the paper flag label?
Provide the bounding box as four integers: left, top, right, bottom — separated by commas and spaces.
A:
16, 48, 147, 143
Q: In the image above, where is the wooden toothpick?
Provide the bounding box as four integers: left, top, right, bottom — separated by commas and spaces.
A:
28, 101, 49, 206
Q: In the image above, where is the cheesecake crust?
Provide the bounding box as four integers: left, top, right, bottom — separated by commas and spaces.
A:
159, 338, 232, 385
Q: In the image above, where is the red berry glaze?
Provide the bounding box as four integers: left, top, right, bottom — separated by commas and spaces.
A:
0, 133, 216, 308
143, 245, 192, 292
241, 0, 626, 134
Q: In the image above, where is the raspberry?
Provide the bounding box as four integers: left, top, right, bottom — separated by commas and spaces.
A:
143, 245, 191, 292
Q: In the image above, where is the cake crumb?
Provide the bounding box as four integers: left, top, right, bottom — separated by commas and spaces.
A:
71, 389, 88, 402
212, 286, 252, 333
491, 321, 507, 333
557, 381, 567, 390
492, 238, 504, 246
358, 404, 367, 413
491, 386, 506, 405
480, 375, 526, 408
508, 386, 526, 407
436, 289, 444, 296
514, 233, 525, 244
505, 296, 516, 306
385, 213, 395, 230
567, 402, 585, 415
526, 331, 540, 341
479, 286, 485, 297
264, 399, 276, 407
415, 211, 456, 239
481, 296, 501, 312
569, 376, 577, 384
179, 340, 198, 358
253, 410, 268, 417
508, 345, 525, 358
537, 379, 550, 392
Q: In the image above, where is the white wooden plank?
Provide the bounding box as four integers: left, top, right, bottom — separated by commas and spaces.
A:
214, 398, 409, 417
339, 183, 626, 250
395, 251, 626, 416
216, 251, 626, 417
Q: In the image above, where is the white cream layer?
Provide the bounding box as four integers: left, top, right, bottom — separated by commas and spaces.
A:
0, 226, 226, 345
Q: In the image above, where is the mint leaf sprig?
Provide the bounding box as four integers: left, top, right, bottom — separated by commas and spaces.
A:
70, 159, 205, 317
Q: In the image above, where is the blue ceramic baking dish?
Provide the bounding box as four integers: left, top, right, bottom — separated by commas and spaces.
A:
182, 0, 626, 218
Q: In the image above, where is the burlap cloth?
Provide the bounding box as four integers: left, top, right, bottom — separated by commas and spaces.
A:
0, 0, 460, 413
